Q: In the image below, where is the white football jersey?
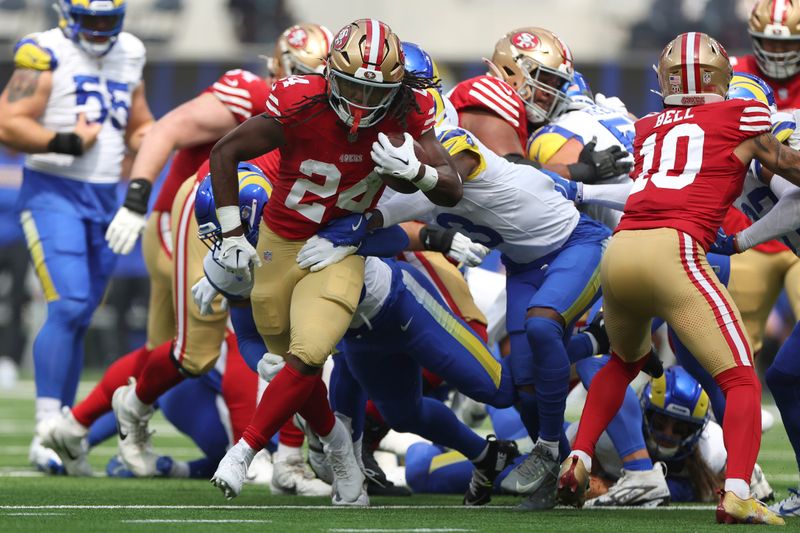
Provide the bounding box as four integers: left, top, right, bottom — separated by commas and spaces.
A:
379, 125, 580, 264
528, 103, 635, 229
24, 29, 146, 184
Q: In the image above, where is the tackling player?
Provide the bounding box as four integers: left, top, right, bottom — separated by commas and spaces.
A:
208, 19, 462, 506
555, 32, 800, 526
0, 0, 153, 471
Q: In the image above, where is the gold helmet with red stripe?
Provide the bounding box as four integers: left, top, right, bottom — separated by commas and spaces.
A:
657, 32, 732, 106
487, 27, 574, 124
326, 18, 405, 130
749, 0, 800, 79
269, 23, 332, 77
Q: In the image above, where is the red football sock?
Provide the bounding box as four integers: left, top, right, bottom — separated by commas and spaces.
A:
279, 418, 305, 447
572, 352, 650, 456
72, 345, 150, 427
134, 342, 184, 405
241, 364, 318, 450
297, 377, 335, 437
716, 366, 761, 482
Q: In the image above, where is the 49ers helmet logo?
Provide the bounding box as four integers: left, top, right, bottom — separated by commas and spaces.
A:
333, 26, 351, 51
286, 27, 308, 49
511, 31, 540, 50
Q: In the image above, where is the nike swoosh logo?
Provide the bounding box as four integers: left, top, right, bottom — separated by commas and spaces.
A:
54, 435, 79, 461
400, 317, 413, 332
351, 218, 363, 231
390, 155, 409, 166
780, 504, 800, 514
515, 479, 541, 493
116, 422, 128, 441
224, 78, 239, 87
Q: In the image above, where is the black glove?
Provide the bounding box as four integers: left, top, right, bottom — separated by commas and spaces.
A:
568, 136, 633, 183
419, 225, 457, 253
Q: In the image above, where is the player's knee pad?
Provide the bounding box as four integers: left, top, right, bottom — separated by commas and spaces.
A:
524, 315, 564, 349
46, 297, 93, 330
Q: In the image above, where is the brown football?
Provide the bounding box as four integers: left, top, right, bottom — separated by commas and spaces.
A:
377, 132, 431, 194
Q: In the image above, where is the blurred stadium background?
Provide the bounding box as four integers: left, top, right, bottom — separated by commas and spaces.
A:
0, 0, 791, 381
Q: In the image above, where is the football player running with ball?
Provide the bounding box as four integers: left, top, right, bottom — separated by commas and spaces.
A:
556, 32, 800, 526
208, 19, 462, 505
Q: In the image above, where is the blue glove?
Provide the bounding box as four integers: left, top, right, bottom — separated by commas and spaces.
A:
318, 213, 369, 246
709, 228, 739, 256
542, 169, 583, 203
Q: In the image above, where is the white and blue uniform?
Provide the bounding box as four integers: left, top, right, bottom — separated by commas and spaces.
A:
377, 125, 610, 447
14, 28, 145, 408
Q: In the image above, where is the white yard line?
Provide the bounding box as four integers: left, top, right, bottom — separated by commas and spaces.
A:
0, 504, 718, 511
123, 519, 272, 524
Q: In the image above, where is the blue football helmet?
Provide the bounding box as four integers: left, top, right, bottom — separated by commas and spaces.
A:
56, 0, 126, 57
565, 70, 594, 107
640, 366, 710, 461
194, 162, 272, 257
402, 41, 440, 84
727, 71, 777, 112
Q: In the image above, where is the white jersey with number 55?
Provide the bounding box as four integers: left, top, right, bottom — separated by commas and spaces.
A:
617, 99, 772, 250
19, 28, 145, 184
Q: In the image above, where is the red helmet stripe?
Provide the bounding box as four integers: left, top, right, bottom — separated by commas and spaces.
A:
680, 33, 689, 94
362, 18, 384, 70
773, 0, 790, 24
692, 32, 701, 93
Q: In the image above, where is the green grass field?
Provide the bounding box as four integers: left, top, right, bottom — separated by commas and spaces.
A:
1, 379, 798, 532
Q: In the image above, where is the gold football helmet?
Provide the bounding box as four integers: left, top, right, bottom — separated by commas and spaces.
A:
749, 0, 800, 79
269, 23, 332, 77
326, 18, 405, 130
657, 32, 731, 106
487, 27, 574, 124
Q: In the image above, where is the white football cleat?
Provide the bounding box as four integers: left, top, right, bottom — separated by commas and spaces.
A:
211, 439, 256, 499
770, 487, 800, 517
111, 378, 159, 477
750, 462, 774, 503
584, 462, 670, 507
271, 454, 332, 496
245, 449, 273, 485
322, 418, 368, 506
37, 407, 92, 476
295, 414, 333, 484
28, 435, 64, 475
761, 408, 775, 434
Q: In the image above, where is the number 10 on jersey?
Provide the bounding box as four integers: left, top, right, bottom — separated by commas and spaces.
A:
630, 123, 705, 194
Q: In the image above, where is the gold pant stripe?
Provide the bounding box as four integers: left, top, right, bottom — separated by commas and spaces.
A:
401, 269, 501, 387
561, 263, 601, 325
19, 210, 59, 302
429, 450, 467, 473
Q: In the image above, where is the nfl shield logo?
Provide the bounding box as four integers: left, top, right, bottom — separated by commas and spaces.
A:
263, 250, 272, 263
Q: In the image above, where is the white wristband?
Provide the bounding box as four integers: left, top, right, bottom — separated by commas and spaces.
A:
413, 165, 439, 192
217, 205, 241, 233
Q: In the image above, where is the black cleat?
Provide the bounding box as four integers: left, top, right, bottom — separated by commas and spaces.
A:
583, 311, 610, 356
362, 445, 412, 496
464, 435, 519, 506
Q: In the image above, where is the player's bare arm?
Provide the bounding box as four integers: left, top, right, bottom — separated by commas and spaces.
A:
124, 82, 154, 153
1, 68, 100, 154
129, 92, 239, 183
740, 132, 800, 187
460, 109, 523, 157
210, 114, 286, 235
416, 128, 463, 206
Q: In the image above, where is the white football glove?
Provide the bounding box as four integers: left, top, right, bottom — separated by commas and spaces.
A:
257, 353, 286, 382
218, 234, 261, 282
447, 232, 490, 267
371, 132, 421, 181
105, 207, 147, 255
191, 276, 227, 316
296, 235, 357, 272
594, 93, 628, 115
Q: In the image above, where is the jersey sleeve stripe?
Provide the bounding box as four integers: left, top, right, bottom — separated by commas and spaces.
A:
214, 92, 253, 111
471, 83, 519, 117
266, 101, 280, 115
467, 90, 520, 127
473, 79, 519, 114
739, 115, 773, 123
212, 82, 251, 99
268, 93, 279, 105
742, 106, 770, 114
739, 124, 771, 132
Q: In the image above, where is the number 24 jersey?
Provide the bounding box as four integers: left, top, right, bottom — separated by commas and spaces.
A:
617, 99, 772, 250
263, 74, 436, 240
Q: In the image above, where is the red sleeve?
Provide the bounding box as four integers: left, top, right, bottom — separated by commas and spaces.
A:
406, 89, 437, 137
723, 99, 772, 143
264, 74, 325, 127
205, 69, 269, 124
449, 75, 527, 139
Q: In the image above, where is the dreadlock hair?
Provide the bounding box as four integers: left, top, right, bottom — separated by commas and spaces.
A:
263, 70, 442, 130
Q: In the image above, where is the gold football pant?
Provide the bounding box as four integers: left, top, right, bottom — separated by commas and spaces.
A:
142, 210, 175, 349
601, 228, 752, 377
250, 222, 364, 366
727, 249, 800, 354
169, 176, 228, 375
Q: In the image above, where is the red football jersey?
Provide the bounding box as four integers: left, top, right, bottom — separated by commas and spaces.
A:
617, 99, 772, 249
152, 69, 271, 213
730, 55, 800, 111
193, 150, 280, 187
262, 74, 436, 240
448, 75, 528, 150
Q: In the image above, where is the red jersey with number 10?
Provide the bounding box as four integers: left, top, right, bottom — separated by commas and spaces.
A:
262, 74, 436, 240
616, 99, 772, 250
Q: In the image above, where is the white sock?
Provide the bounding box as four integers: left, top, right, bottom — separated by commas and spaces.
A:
125, 388, 151, 417
537, 439, 559, 460
319, 418, 342, 444
35, 397, 61, 424
570, 450, 593, 472
275, 443, 302, 462
725, 478, 750, 500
